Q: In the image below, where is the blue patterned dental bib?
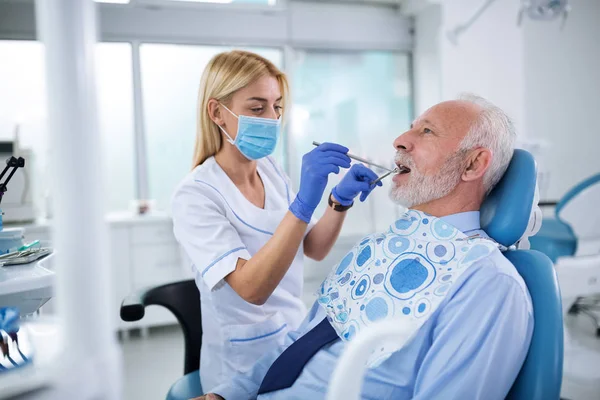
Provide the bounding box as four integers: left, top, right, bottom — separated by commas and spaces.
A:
317, 209, 501, 367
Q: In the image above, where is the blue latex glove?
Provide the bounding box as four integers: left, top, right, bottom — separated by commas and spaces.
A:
332, 164, 382, 206
289, 142, 351, 223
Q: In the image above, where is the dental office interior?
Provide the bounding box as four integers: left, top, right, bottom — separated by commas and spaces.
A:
0, 0, 599, 399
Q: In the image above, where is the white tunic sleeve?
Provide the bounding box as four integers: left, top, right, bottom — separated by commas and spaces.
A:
172, 182, 252, 291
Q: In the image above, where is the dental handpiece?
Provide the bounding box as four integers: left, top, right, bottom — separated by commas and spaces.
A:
370, 167, 400, 185
312, 141, 393, 172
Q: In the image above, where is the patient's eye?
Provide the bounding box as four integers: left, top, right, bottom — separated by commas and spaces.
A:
423, 128, 433, 134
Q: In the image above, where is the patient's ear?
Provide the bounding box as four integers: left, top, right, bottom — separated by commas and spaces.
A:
462, 148, 492, 182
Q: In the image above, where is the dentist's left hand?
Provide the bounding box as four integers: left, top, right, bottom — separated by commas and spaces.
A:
332, 164, 382, 206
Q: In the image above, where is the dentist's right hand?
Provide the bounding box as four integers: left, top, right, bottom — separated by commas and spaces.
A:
289, 142, 351, 223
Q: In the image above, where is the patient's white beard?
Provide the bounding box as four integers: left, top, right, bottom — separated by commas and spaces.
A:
389, 151, 465, 208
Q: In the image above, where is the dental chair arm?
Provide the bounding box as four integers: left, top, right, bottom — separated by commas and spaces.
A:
557, 173, 600, 253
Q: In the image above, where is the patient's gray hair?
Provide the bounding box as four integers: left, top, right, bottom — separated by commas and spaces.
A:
458, 93, 516, 195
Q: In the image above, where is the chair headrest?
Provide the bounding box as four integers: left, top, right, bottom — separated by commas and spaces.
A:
481, 149, 537, 247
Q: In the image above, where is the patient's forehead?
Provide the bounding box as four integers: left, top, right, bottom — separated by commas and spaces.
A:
418, 100, 481, 140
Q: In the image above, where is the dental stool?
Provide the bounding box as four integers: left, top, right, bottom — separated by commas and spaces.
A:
327, 149, 564, 400
120, 280, 203, 400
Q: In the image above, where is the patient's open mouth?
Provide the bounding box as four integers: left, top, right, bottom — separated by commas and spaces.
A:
396, 164, 411, 174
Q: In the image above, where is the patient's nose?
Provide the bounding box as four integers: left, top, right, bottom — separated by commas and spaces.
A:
394, 133, 412, 152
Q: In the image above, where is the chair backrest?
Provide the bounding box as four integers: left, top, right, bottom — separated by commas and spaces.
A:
504, 251, 564, 400
480, 149, 564, 400
144, 280, 202, 375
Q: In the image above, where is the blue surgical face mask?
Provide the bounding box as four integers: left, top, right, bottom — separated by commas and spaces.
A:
219, 104, 281, 160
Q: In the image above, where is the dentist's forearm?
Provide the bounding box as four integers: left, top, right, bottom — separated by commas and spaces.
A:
224, 211, 308, 305
304, 195, 347, 261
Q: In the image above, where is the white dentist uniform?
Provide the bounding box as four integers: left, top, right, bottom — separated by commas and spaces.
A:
171, 155, 311, 391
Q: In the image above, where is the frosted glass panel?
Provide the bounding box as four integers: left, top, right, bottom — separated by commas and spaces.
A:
140, 44, 283, 211
96, 43, 136, 213
0, 41, 135, 215
289, 50, 413, 236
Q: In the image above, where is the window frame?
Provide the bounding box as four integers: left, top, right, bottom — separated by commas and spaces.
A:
134, 0, 287, 13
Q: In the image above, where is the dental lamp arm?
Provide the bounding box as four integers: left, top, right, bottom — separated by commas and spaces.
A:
0, 156, 25, 205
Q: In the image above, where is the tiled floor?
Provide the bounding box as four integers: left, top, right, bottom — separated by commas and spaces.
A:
119, 307, 600, 400
120, 326, 184, 400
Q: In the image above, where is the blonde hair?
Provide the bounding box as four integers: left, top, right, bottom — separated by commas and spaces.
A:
192, 50, 289, 168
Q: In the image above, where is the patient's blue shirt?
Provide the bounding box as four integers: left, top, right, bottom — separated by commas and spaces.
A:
212, 211, 534, 400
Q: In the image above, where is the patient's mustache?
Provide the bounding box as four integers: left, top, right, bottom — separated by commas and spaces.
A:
394, 153, 415, 170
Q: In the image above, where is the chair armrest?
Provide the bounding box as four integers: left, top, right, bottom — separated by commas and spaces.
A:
119, 279, 202, 374
120, 287, 150, 322
119, 280, 200, 323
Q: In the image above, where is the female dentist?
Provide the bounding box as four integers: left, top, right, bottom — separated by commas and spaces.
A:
171, 50, 381, 390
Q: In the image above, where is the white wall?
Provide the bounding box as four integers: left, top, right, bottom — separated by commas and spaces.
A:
438, 0, 527, 134
412, 0, 600, 201
413, 2, 442, 115
413, 0, 526, 131
523, 0, 600, 200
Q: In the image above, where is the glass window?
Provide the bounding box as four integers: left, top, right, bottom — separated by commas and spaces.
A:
95, 43, 136, 213
289, 50, 413, 236
0, 41, 135, 215
0, 41, 47, 218
140, 44, 283, 211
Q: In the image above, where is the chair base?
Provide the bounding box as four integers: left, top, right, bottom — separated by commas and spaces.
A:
569, 296, 600, 337
166, 370, 203, 400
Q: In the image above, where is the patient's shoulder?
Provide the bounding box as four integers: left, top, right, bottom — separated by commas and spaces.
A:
459, 250, 532, 311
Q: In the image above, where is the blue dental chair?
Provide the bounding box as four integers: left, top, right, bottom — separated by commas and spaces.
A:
120, 149, 563, 400
480, 149, 563, 399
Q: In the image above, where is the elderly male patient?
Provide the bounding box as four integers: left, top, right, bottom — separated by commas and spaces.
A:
198, 94, 533, 400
